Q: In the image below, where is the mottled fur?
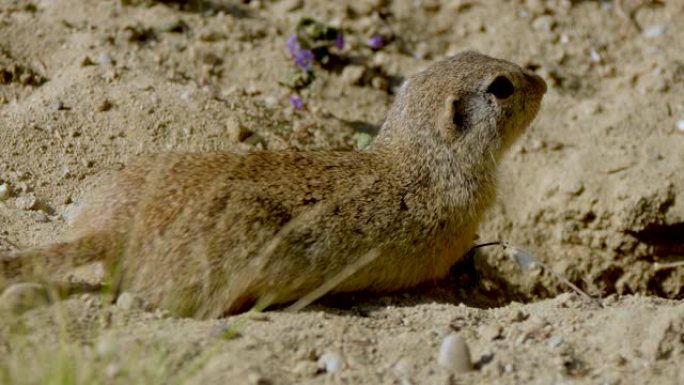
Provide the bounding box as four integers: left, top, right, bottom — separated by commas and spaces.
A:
1, 51, 546, 318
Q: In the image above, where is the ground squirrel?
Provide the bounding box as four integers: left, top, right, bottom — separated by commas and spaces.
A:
1, 51, 546, 318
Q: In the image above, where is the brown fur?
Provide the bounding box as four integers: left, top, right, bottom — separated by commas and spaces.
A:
1, 51, 546, 318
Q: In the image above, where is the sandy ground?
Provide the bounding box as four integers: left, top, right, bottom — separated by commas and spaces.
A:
0, 0, 682, 384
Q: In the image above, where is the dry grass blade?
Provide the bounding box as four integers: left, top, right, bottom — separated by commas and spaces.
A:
285, 248, 381, 313
500, 243, 604, 308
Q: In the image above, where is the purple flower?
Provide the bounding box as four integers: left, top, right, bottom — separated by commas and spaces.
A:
294, 49, 315, 71
334, 33, 345, 49
290, 95, 304, 110
367, 34, 384, 50
286, 34, 315, 71
286, 35, 300, 57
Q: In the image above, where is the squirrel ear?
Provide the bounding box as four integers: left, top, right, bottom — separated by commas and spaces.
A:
444, 95, 465, 131
437, 95, 464, 140
451, 97, 466, 129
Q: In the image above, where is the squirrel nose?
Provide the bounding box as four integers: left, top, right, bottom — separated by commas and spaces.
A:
524, 71, 547, 95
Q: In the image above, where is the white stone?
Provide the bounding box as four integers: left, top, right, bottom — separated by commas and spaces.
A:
98, 53, 112, 65
437, 334, 473, 372
116, 292, 143, 311
676, 120, 684, 132
642, 25, 666, 38
318, 351, 343, 373
548, 335, 564, 348
0, 183, 10, 201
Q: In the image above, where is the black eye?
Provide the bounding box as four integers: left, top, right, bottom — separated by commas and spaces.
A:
487, 76, 515, 99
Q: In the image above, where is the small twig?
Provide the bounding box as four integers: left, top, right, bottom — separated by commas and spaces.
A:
544, 267, 603, 307
654, 260, 684, 271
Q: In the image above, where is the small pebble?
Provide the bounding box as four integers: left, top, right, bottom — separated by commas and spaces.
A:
262, 95, 278, 109
676, 120, 684, 133
180, 89, 192, 102
589, 49, 601, 63
642, 24, 666, 38
548, 335, 563, 348
356, 132, 373, 150
51, 100, 64, 111
15, 195, 38, 211
340, 65, 366, 86
318, 351, 344, 373
33, 211, 48, 223
0, 183, 10, 201
506, 247, 538, 272
116, 292, 144, 311
437, 334, 473, 372
529, 139, 545, 151
479, 323, 503, 341
98, 53, 112, 65
531, 15, 554, 32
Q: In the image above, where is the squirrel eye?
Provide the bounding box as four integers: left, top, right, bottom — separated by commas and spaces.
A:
487, 76, 515, 99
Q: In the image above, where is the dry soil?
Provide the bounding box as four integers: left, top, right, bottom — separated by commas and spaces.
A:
0, 1, 682, 384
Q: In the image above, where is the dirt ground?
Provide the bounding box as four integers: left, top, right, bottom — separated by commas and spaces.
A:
0, 0, 683, 384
